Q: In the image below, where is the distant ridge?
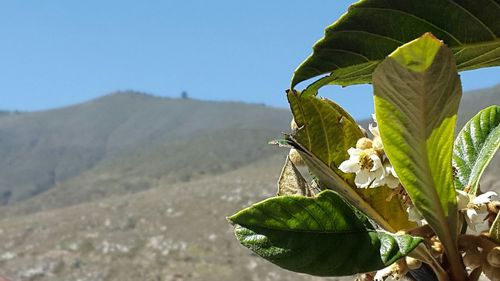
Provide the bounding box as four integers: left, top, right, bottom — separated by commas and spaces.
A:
0, 86, 498, 281
0, 85, 499, 216
0, 91, 290, 209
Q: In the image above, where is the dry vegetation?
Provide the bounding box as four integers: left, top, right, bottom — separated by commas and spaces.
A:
0, 86, 498, 280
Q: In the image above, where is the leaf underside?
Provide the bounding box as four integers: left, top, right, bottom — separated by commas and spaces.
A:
373, 34, 460, 260
292, 0, 500, 90
277, 156, 315, 197
229, 191, 422, 276
453, 105, 500, 194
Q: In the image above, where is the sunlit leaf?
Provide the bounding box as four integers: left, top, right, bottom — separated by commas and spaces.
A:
453, 105, 500, 194
287, 94, 414, 231
373, 33, 461, 271
229, 191, 423, 276
287, 92, 364, 178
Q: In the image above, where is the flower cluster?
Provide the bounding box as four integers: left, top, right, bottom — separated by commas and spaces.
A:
456, 190, 497, 232
339, 115, 399, 189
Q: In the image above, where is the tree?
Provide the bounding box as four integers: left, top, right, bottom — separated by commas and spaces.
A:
181, 91, 189, 99
228, 1, 500, 280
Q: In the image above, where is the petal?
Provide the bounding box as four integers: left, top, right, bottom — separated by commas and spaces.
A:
385, 175, 400, 189
371, 178, 384, 188
466, 209, 482, 225
347, 147, 362, 157
368, 165, 386, 188
339, 159, 359, 173
355, 170, 371, 188
372, 137, 384, 150
370, 155, 383, 171
369, 123, 380, 137
385, 163, 398, 178
407, 206, 423, 222
473, 191, 497, 205
456, 190, 470, 210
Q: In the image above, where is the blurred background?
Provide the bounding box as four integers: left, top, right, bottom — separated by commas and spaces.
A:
0, 1, 498, 280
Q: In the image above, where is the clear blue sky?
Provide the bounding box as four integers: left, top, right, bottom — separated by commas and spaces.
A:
0, 1, 498, 119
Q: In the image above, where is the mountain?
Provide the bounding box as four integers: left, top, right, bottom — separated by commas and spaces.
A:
0, 155, 343, 281
0, 92, 290, 209
2, 86, 500, 217
458, 85, 500, 126
0, 86, 497, 281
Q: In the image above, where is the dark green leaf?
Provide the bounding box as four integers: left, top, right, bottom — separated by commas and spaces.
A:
373, 33, 461, 270
453, 105, 500, 194
229, 191, 423, 276
292, 0, 500, 89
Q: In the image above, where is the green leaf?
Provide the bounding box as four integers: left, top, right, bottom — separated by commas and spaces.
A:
268, 139, 293, 148
229, 191, 423, 276
453, 105, 500, 194
291, 0, 500, 89
287, 93, 414, 232
490, 212, 500, 245
288, 92, 364, 179
373, 33, 461, 272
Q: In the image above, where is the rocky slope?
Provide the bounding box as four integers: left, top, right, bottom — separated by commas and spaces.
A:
0, 86, 498, 281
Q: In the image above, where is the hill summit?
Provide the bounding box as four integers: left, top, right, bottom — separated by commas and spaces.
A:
0, 86, 498, 280
0, 92, 290, 211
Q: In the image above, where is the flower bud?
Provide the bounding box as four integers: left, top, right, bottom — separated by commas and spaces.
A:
405, 257, 422, 270
356, 138, 373, 149
430, 238, 443, 257
290, 118, 298, 130
289, 149, 304, 166
487, 247, 500, 268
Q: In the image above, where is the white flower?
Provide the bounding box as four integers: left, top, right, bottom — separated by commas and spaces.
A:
340, 114, 400, 189
406, 205, 427, 226
339, 148, 385, 188
456, 190, 497, 232
382, 161, 399, 189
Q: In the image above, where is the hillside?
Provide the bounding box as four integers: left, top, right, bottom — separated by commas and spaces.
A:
0, 92, 290, 207
2, 86, 500, 217
0, 86, 497, 281
458, 85, 500, 126
0, 154, 357, 281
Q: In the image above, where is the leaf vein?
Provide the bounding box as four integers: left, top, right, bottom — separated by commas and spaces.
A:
352, 6, 463, 44
446, 0, 497, 39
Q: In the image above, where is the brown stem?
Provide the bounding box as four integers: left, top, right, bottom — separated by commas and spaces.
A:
406, 224, 435, 238
444, 246, 468, 281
